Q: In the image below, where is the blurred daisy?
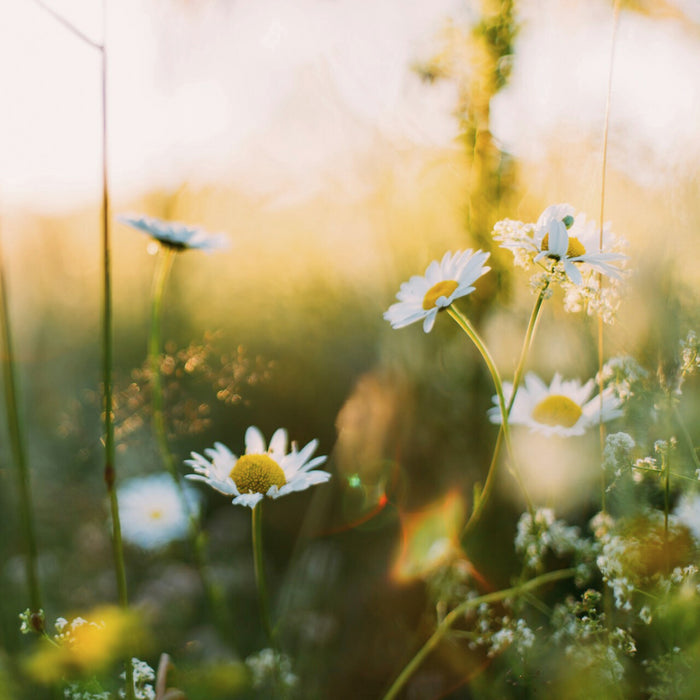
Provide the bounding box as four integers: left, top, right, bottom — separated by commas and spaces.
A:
488, 372, 623, 437
118, 474, 200, 550
674, 494, 700, 544
186, 426, 330, 509
384, 249, 491, 333
118, 213, 229, 252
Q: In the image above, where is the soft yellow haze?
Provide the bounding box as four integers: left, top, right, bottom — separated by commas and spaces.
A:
0, 0, 698, 520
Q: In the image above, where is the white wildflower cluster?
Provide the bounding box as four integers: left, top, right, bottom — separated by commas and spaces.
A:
18, 608, 44, 635
561, 260, 626, 325
551, 590, 635, 683
426, 558, 474, 610
597, 549, 635, 611
678, 330, 700, 390
654, 438, 676, 457
590, 510, 615, 539
633, 456, 660, 477
63, 683, 110, 700
631, 438, 677, 482
487, 617, 536, 658
643, 647, 693, 700
492, 219, 536, 269
528, 270, 555, 297
245, 648, 298, 692
514, 509, 594, 580
593, 518, 635, 611
594, 510, 696, 611
603, 432, 636, 488
119, 659, 156, 700
638, 605, 653, 625
463, 600, 536, 660
596, 356, 648, 401
54, 616, 103, 645
669, 565, 698, 586
491, 204, 628, 324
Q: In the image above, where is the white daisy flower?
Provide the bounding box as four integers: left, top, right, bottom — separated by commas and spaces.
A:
117, 474, 200, 550
488, 372, 623, 437
384, 249, 491, 333
118, 213, 229, 252
493, 204, 627, 286
186, 426, 330, 509
532, 205, 627, 285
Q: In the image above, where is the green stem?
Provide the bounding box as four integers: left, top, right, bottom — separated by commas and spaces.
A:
31, 0, 134, 692
381, 568, 576, 700
251, 503, 273, 641
148, 245, 176, 479
0, 236, 43, 625
447, 306, 533, 519
461, 285, 547, 537
147, 247, 232, 642
99, 30, 134, 700
663, 452, 670, 544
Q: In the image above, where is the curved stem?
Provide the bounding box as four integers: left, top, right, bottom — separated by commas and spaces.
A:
381, 567, 576, 700
252, 503, 273, 641
461, 285, 547, 537
447, 306, 533, 519
0, 235, 43, 625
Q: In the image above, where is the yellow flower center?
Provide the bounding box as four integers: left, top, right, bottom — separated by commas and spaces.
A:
149, 509, 164, 521
422, 280, 459, 310
230, 454, 286, 494
531, 394, 583, 428
541, 233, 586, 259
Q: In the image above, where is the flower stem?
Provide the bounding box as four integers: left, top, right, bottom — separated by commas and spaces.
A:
0, 235, 43, 626
447, 306, 533, 521
251, 503, 273, 641
461, 285, 547, 537
381, 567, 576, 700
148, 245, 176, 478
98, 25, 135, 700
147, 247, 233, 642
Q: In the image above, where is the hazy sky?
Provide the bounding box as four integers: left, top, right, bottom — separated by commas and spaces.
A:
2, 0, 698, 212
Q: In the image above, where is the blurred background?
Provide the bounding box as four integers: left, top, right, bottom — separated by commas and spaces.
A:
0, 0, 699, 697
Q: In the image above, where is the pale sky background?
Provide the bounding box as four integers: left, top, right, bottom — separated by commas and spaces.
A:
1, 0, 698, 213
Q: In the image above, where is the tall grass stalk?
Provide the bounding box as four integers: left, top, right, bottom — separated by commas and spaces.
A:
597, 0, 622, 512
30, 1, 136, 694
0, 234, 43, 628
381, 567, 576, 700
98, 13, 135, 700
